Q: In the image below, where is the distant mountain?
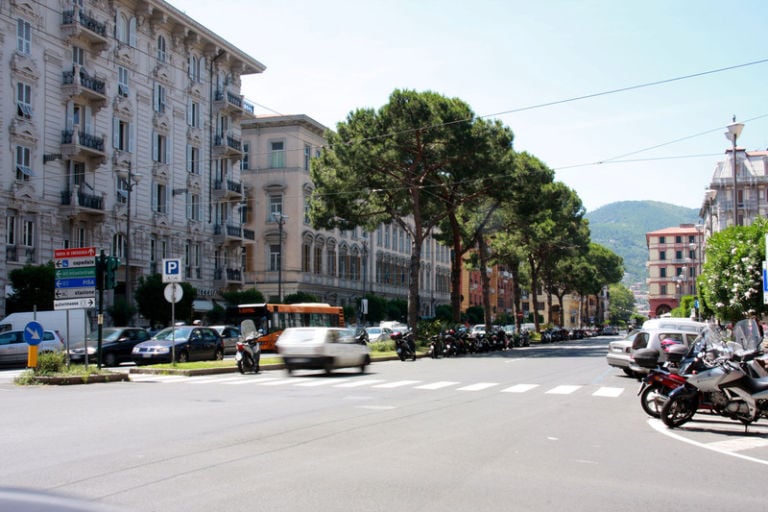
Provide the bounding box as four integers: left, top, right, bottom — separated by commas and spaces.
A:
586, 201, 699, 286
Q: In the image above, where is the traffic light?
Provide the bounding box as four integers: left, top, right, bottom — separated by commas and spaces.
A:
96, 253, 105, 290
105, 256, 120, 289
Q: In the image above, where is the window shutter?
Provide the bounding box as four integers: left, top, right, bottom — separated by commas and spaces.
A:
165, 135, 171, 164
128, 17, 137, 47
128, 123, 134, 153
112, 117, 119, 149
151, 131, 158, 162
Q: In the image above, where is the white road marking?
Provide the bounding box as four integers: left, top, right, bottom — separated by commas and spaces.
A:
648, 419, 768, 466
546, 385, 582, 395
415, 381, 461, 390
593, 387, 624, 397
334, 379, 386, 388
457, 382, 499, 391
373, 380, 422, 388
501, 384, 539, 393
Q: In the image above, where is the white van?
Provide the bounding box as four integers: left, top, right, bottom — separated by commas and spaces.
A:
276, 327, 371, 375
627, 319, 708, 375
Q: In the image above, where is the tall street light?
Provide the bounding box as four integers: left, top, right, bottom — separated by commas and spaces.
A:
124, 164, 141, 318
725, 117, 744, 226
271, 212, 287, 302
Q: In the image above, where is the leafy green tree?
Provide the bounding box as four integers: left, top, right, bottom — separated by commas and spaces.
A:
221, 288, 264, 306
671, 295, 696, 318
310, 89, 503, 333
699, 218, 767, 321
465, 306, 484, 325
608, 283, 635, 326
107, 297, 136, 326
284, 291, 320, 304
134, 273, 194, 327
6, 262, 55, 313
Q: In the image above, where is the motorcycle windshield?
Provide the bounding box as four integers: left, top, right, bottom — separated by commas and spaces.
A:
686, 323, 725, 359
730, 319, 764, 354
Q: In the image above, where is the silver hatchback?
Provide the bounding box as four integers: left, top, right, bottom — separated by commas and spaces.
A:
0, 330, 64, 366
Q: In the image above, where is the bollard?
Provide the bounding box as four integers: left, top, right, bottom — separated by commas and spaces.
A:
27, 345, 39, 369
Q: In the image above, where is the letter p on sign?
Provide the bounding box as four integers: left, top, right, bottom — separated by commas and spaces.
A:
163, 258, 182, 283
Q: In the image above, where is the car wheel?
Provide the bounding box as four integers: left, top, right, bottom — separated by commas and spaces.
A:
622, 367, 636, 378
104, 353, 117, 367
360, 355, 370, 374
324, 360, 334, 375
177, 351, 189, 363
214, 348, 224, 361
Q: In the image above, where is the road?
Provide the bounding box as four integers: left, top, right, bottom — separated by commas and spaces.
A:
1, 337, 767, 512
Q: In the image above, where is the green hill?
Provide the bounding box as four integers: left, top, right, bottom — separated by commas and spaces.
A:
586, 201, 699, 286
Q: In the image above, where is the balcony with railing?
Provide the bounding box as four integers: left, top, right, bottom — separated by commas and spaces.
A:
62, 66, 107, 107
61, 7, 108, 49
213, 134, 243, 159
212, 178, 243, 199
61, 128, 105, 161
60, 186, 105, 218
213, 267, 244, 286
214, 90, 245, 116
213, 223, 255, 245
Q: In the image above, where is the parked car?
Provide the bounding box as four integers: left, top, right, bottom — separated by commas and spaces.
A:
605, 331, 641, 377
211, 325, 242, 355
68, 327, 151, 366
131, 326, 224, 365
606, 319, 706, 377
0, 329, 64, 366
601, 325, 620, 336
470, 324, 487, 338
276, 327, 371, 375
365, 326, 393, 343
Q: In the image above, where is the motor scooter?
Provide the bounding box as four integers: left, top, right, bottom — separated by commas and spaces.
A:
391, 331, 416, 361
236, 319, 263, 374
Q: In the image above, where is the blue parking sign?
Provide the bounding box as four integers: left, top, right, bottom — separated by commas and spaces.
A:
162, 258, 182, 283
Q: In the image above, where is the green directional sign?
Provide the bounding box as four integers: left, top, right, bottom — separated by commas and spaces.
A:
54, 267, 96, 279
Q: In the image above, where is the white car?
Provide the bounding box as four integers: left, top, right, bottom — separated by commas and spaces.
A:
365, 326, 393, 343
0, 330, 64, 366
277, 327, 371, 375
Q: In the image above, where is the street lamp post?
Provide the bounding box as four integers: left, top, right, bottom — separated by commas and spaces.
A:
361, 240, 368, 325
125, 164, 141, 318
725, 117, 744, 227
271, 212, 287, 302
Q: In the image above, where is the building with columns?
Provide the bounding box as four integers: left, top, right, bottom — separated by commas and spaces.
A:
1, 0, 264, 318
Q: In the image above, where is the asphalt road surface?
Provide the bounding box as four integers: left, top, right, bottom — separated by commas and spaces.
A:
1, 338, 767, 512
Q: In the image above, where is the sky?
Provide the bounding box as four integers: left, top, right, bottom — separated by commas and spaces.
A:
170, 0, 768, 213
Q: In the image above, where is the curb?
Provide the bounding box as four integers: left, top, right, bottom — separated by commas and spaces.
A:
27, 372, 130, 385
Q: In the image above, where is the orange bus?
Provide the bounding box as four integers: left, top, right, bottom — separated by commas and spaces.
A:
234, 303, 346, 351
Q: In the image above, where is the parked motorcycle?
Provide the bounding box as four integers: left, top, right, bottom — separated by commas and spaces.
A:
392, 330, 417, 361
660, 318, 768, 429
236, 319, 263, 374
428, 334, 444, 359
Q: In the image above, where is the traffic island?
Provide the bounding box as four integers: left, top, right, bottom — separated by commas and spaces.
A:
16, 371, 130, 386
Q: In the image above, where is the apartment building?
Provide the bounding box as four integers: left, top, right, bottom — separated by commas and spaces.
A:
646, 224, 704, 318
1, 0, 265, 316
240, 115, 452, 319
700, 148, 768, 234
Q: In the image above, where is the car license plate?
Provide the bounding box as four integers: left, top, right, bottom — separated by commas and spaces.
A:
235, 352, 242, 361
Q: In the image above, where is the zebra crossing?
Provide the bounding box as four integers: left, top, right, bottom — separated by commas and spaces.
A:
126, 371, 628, 398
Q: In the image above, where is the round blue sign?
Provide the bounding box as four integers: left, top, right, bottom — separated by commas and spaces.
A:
24, 321, 44, 346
